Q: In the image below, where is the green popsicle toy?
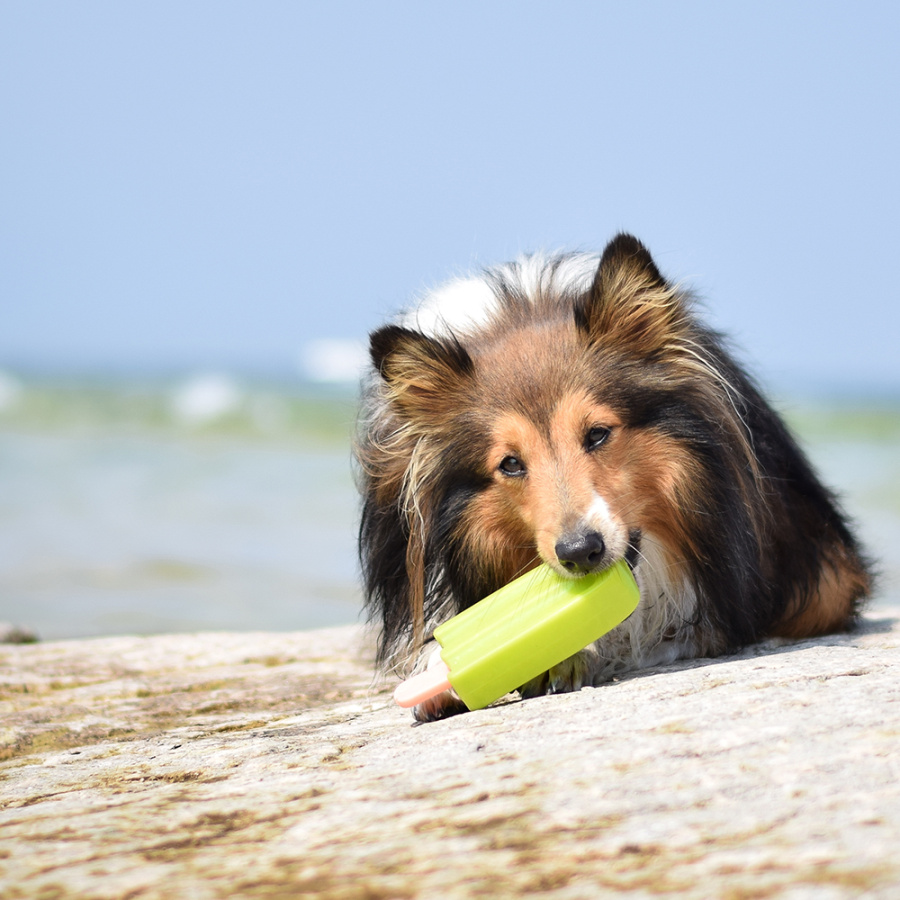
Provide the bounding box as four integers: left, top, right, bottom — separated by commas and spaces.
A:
393, 559, 640, 711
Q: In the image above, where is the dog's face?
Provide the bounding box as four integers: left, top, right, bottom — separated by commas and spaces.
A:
368, 235, 700, 592
371, 315, 693, 588
455, 330, 693, 583
475, 388, 637, 578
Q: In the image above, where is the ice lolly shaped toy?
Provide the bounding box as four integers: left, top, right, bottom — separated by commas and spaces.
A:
393, 559, 639, 712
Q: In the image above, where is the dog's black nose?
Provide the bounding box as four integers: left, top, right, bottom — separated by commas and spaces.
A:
555, 532, 605, 575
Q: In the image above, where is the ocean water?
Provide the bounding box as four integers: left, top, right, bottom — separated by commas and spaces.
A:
0, 373, 362, 640
1, 372, 898, 641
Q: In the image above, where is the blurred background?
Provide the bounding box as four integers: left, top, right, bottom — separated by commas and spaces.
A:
1, 2, 898, 640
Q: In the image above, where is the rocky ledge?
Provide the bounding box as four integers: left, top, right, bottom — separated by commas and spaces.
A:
1, 608, 899, 899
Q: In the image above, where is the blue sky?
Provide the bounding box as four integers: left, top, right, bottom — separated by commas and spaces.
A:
2, 2, 898, 393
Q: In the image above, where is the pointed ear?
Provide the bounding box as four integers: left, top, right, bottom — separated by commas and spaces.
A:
369, 324, 473, 420
575, 233, 690, 356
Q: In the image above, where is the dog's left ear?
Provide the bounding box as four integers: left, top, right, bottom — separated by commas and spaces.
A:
369, 324, 473, 422
576, 233, 690, 356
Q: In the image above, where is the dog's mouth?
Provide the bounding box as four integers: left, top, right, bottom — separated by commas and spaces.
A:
624, 530, 642, 573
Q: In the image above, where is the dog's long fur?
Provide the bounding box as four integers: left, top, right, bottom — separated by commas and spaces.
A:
356, 234, 872, 721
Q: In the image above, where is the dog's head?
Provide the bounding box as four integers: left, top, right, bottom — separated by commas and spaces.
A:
368, 234, 716, 590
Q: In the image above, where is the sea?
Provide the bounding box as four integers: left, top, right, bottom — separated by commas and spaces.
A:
1, 369, 898, 641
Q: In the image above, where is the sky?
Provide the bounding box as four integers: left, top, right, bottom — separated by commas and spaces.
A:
1, 1, 898, 394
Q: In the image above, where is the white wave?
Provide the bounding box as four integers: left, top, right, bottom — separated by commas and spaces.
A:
170, 373, 243, 424
0, 371, 23, 412
300, 338, 367, 383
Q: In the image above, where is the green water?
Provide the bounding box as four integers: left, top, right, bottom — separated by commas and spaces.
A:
1, 372, 897, 640
0, 372, 358, 443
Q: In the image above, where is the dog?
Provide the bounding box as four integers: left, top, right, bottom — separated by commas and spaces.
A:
356, 233, 872, 721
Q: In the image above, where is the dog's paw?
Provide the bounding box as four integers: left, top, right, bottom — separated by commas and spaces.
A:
405, 639, 469, 722
518, 648, 596, 699
412, 689, 469, 723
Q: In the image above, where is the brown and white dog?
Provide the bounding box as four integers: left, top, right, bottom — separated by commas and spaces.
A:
356, 234, 872, 721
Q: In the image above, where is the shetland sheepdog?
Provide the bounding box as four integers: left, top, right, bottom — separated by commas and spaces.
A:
356, 234, 872, 721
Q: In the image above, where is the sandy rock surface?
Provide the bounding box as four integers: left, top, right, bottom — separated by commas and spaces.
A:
2, 610, 899, 898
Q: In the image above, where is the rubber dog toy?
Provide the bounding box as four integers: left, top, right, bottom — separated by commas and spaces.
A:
393, 559, 639, 712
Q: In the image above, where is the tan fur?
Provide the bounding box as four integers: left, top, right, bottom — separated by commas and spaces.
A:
772, 547, 870, 638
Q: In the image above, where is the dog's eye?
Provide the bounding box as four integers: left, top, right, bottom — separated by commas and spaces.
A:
585, 426, 611, 451
498, 455, 526, 477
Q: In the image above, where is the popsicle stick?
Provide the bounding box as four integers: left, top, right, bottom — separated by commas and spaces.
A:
393, 660, 452, 708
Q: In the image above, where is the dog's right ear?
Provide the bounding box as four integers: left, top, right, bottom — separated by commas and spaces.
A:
370, 324, 473, 421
